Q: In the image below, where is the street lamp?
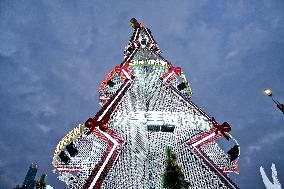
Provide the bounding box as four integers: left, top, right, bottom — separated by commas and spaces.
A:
264, 89, 284, 114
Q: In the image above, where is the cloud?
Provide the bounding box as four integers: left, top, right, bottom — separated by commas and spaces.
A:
0, 31, 18, 57
225, 24, 269, 60
244, 130, 284, 166
38, 124, 52, 133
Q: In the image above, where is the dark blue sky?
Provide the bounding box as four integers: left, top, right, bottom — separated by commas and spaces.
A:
0, 1, 283, 188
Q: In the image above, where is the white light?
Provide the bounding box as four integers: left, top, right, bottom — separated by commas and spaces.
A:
264, 89, 272, 96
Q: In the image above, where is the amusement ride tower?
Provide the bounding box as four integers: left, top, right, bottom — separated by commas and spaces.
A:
52, 19, 240, 189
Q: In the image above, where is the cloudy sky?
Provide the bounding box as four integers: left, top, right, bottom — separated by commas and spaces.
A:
0, 0, 283, 188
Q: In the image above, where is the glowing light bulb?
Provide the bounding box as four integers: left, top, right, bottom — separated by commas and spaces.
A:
264, 89, 272, 96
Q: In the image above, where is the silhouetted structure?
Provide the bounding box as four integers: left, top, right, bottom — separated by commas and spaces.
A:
23, 163, 38, 189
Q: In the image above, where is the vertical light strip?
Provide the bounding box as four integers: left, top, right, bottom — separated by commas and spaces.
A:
163, 71, 175, 83
88, 129, 118, 189
122, 69, 132, 80
191, 133, 216, 147
193, 146, 237, 189
134, 28, 139, 40
126, 48, 138, 62
98, 80, 131, 121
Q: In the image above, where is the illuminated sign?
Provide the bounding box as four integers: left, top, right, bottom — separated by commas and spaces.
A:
130, 59, 168, 67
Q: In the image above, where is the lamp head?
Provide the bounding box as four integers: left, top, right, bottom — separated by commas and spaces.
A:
264, 89, 273, 96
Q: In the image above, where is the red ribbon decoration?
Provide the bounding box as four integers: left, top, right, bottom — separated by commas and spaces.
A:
212, 117, 231, 140
114, 62, 134, 80
97, 116, 110, 132
85, 115, 110, 133
174, 67, 182, 76
167, 62, 182, 75
160, 62, 183, 82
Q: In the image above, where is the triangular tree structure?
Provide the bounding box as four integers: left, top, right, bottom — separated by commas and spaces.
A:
52, 19, 240, 189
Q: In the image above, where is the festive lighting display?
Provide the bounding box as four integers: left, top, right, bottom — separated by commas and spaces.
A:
52, 19, 240, 189
260, 163, 282, 189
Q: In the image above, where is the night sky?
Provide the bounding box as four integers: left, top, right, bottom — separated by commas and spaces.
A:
0, 1, 284, 188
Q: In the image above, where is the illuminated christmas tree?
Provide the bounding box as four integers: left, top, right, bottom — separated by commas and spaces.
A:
162, 148, 190, 189
52, 18, 240, 189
